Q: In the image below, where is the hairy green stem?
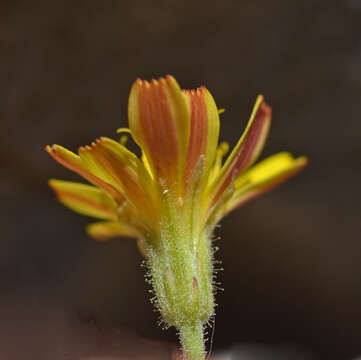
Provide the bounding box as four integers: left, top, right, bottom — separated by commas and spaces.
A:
180, 321, 205, 360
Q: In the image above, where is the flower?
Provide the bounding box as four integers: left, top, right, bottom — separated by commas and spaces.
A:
46, 75, 307, 360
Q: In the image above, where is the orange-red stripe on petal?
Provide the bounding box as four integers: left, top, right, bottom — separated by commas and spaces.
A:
222, 156, 308, 217
183, 87, 220, 190
128, 76, 190, 187
209, 96, 271, 206
48, 179, 119, 220
45, 145, 123, 202
184, 88, 208, 182
78, 138, 157, 224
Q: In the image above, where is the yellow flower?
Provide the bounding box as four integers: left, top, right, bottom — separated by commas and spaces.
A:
46, 75, 307, 360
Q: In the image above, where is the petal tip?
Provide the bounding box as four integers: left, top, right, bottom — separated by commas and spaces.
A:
256, 95, 272, 116
47, 178, 57, 189
261, 101, 272, 116
297, 156, 309, 169
46, 144, 64, 158
165, 74, 176, 83
257, 94, 264, 102
135, 78, 143, 86
150, 78, 159, 87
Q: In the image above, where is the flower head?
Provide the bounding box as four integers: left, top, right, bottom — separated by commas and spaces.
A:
46, 75, 307, 360
47, 75, 306, 246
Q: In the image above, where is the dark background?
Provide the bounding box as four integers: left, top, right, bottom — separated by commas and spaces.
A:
1, 1, 360, 359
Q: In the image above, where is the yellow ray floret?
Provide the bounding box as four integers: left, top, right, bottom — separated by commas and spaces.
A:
48, 179, 118, 220
207, 95, 272, 208
128, 76, 190, 190
86, 221, 134, 241
222, 152, 308, 217
183, 87, 220, 189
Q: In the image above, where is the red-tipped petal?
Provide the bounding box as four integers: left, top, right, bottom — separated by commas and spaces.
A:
210, 95, 271, 205
78, 137, 157, 225
128, 75, 190, 187
45, 144, 123, 202
221, 153, 308, 218
183, 87, 220, 185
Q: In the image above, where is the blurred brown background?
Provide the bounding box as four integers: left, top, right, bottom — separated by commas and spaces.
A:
1, 1, 360, 359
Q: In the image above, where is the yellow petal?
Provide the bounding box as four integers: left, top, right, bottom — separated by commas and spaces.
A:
141, 151, 153, 179
45, 144, 122, 202
128, 75, 190, 188
48, 179, 118, 220
208, 95, 272, 206
78, 137, 158, 225
86, 221, 134, 241
209, 142, 229, 183
86, 221, 148, 257
221, 152, 308, 217
183, 87, 220, 186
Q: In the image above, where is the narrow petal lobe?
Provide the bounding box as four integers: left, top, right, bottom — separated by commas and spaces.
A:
183, 87, 220, 186
128, 75, 190, 188
221, 152, 308, 218
48, 179, 118, 220
209, 95, 271, 205
46, 145, 122, 202
86, 221, 134, 241
78, 137, 157, 225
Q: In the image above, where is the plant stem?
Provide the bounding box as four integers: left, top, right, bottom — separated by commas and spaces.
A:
179, 320, 205, 360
